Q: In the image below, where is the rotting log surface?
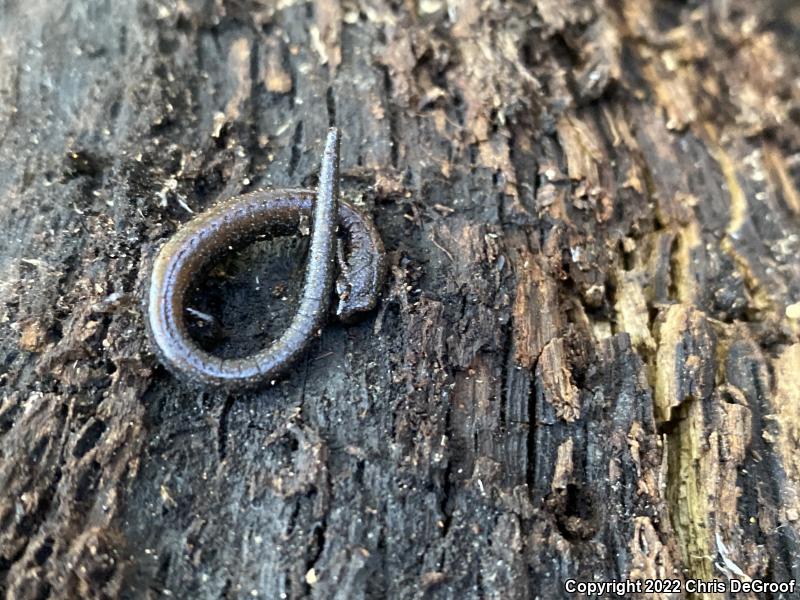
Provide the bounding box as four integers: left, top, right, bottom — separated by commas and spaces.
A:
1, 1, 800, 599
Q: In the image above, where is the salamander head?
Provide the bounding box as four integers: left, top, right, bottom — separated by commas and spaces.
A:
335, 269, 379, 323
334, 239, 385, 323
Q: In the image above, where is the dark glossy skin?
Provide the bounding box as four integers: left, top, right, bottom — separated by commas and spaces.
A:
145, 128, 385, 388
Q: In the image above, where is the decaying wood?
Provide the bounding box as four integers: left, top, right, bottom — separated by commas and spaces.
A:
1, 0, 799, 598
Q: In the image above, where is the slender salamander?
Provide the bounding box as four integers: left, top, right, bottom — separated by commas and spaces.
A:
145, 128, 386, 388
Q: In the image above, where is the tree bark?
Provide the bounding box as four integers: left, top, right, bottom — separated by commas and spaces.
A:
1, 0, 799, 598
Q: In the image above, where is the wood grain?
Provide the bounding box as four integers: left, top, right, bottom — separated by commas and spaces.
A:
0, 0, 798, 598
